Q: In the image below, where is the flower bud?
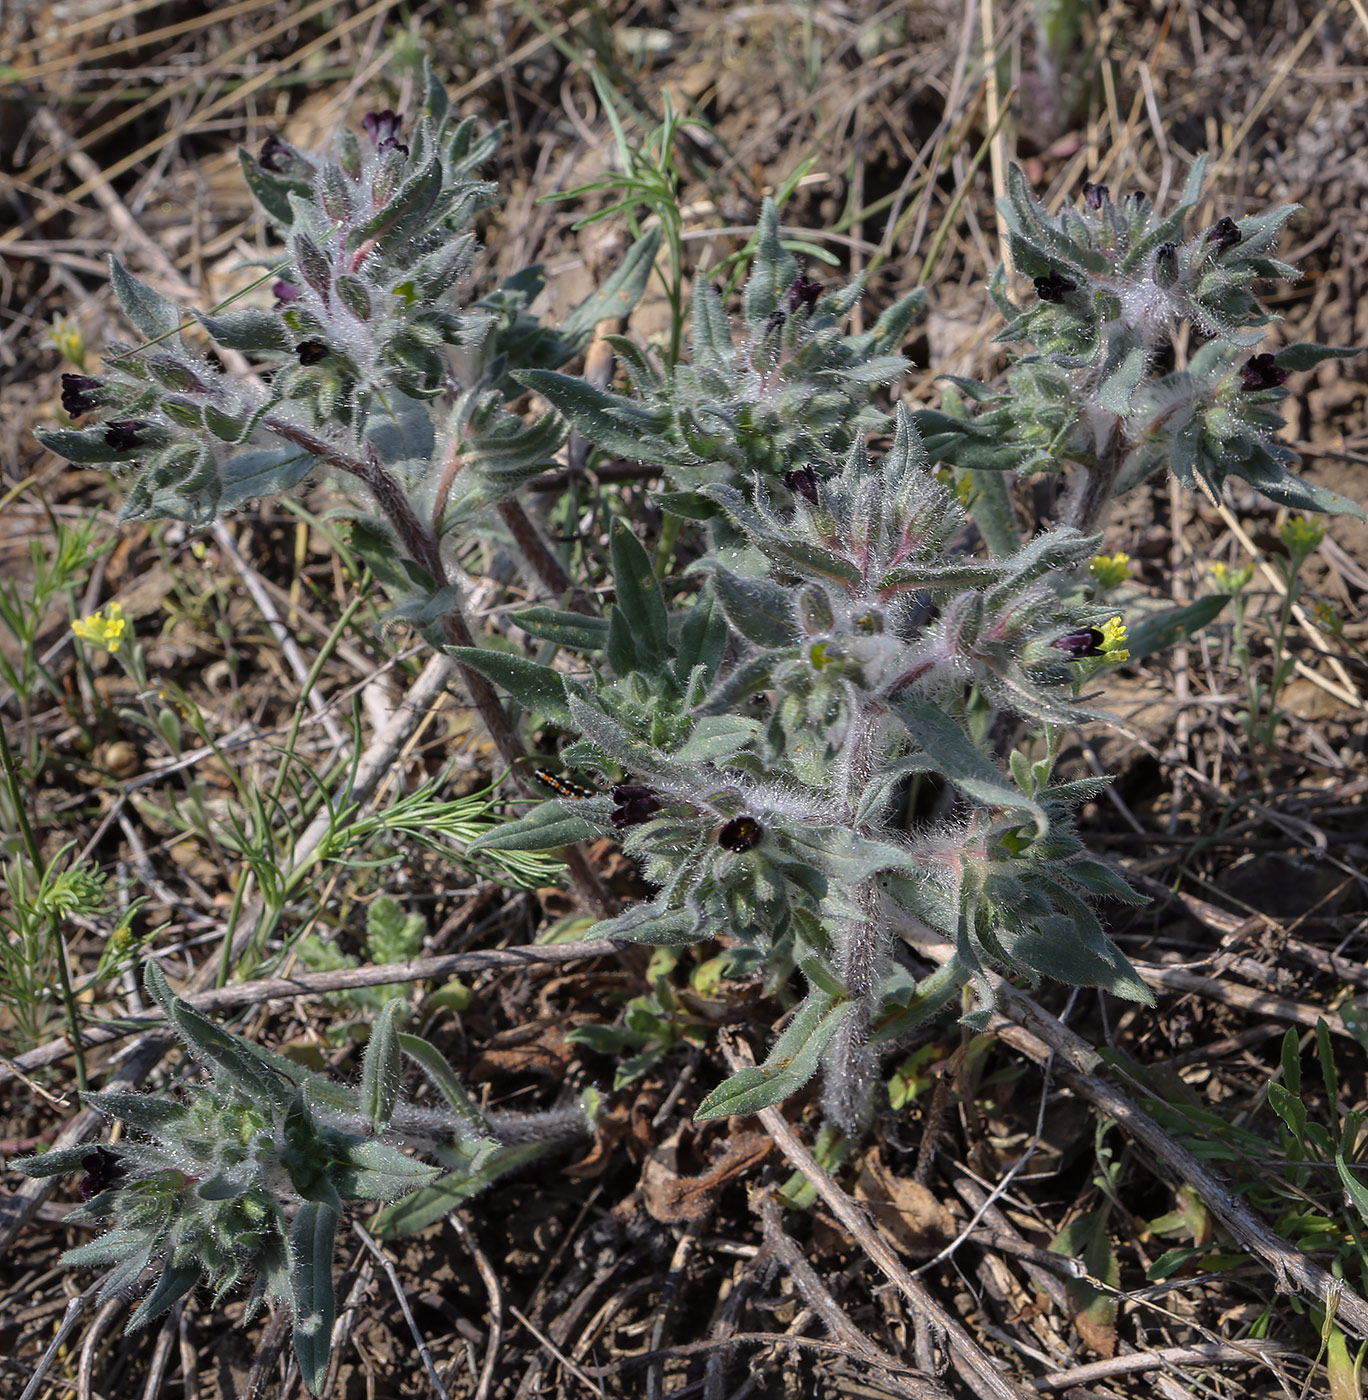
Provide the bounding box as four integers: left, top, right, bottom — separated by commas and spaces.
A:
1205, 216, 1242, 252
1239, 353, 1288, 391
1052, 627, 1105, 658
272, 280, 301, 308
60, 373, 103, 416
1082, 181, 1110, 210
786, 272, 823, 313
610, 783, 661, 828
1033, 270, 1076, 303
717, 815, 763, 852
362, 109, 403, 147
784, 466, 819, 502
79, 1147, 125, 1200
1152, 241, 1180, 288
259, 134, 291, 172
104, 420, 150, 451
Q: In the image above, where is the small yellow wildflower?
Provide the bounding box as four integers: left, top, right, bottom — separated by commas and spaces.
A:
1088, 552, 1132, 590
1099, 615, 1129, 665
71, 601, 127, 655
46, 312, 86, 370
1210, 560, 1254, 593
1279, 515, 1326, 557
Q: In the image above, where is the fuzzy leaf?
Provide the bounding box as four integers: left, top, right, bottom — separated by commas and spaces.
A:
397, 1031, 494, 1140
509, 606, 610, 652
338, 1139, 441, 1201
890, 695, 1049, 835
517, 369, 682, 465
110, 257, 181, 343
1124, 594, 1229, 659
360, 1001, 402, 1134
1274, 343, 1363, 373
695, 988, 857, 1119
197, 307, 293, 354
441, 647, 573, 727
559, 227, 663, 350
708, 568, 799, 646
290, 1202, 339, 1395
467, 800, 599, 852
608, 521, 670, 672
144, 961, 295, 1109
370, 1141, 551, 1238
128, 1259, 200, 1332
218, 448, 314, 512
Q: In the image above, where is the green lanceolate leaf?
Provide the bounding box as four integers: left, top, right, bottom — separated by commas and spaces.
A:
890, 694, 1049, 835
289, 1201, 339, 1396
1123, 594, 1230, 659
608, 521, 670, 672
110, 257, 182, 343
467, 800, 599, 852
509, 606, 611, 652
441, 647, 573, 727
695, 989, 858, 1120
360, 1001, 402, 1134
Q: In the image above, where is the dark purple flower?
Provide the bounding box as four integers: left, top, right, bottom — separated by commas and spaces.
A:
1053, 628, 1106, 659
611, 783, 661, 829
1082, 181, 1110, 210
1124, 190, 1148, 208
78, 1148, 124, 1200
786, 272, 823, 314
717, 815, 763, 853
295, 340, 329, 365
272, 280, 301, 308
259, 134, 291, 172
362, 109, 404, 149
1206, 216, 1242, 252
784, 466, 819, 503
60, 373, 103, 417
104, 420, 148, 451
1033, 270, 1076, 303
1239, 353, 1288, 391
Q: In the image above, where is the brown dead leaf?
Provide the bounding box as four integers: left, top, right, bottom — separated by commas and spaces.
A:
468, 1019, 573, 1078
853, 1152, 955, 1258
642, 1128, 771, 1223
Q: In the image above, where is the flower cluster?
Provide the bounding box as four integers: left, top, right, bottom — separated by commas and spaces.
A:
462, 412, 1152, 1131
914, 161, 1364, 529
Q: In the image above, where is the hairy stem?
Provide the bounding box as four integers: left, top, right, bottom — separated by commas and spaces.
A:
497, 498, 598, 616
261, 416, 613, 917
1063, 413, 1126, 535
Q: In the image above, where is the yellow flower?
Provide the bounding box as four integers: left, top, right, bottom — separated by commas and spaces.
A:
1099, 615, 1129, 665
1088, 552, 1131, 590
1279, 515, 1325, 557
71, 601, 127, 655
1210, 560, 1253, 593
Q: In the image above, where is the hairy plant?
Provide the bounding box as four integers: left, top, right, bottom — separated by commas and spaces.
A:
914, 160, 1364, 536
12, 963, 592, 1393
22, 74, 1364, 1384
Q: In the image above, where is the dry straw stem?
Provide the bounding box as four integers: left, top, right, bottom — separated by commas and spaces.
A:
754, 1192, 949, 1400
719, 1035, 1035, 1400
898, 927, 1368, 1340
0, 939, 623, 1089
